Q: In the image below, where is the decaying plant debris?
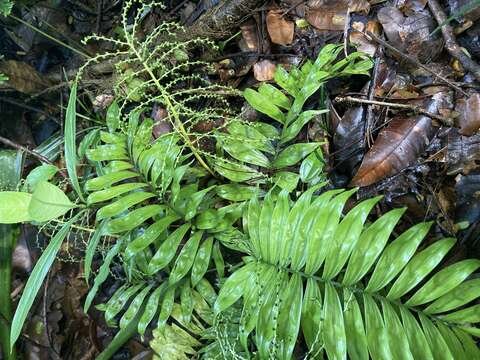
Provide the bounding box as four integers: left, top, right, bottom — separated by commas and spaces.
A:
1, 0, 480, 359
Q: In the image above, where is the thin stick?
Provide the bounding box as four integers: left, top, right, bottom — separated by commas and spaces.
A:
428, 0, 480, 82
365, 31, 468, 96
335, 96, 453, 126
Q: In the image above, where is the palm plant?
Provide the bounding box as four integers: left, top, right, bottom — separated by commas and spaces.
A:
215, 187, 480, 359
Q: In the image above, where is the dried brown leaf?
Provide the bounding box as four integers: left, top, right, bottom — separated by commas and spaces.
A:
0, 60, 52, 94
377, 7, 443, 62
253, 60, 276, 81
351, 115, 434, 187
457, 93, 480, 136
266, 10, 294, 45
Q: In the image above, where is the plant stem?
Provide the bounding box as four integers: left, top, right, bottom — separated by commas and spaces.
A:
0, 225, 17, 360
335, 96, 453, 126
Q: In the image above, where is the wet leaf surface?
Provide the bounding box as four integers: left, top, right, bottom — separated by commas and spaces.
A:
350, 114, 434, 187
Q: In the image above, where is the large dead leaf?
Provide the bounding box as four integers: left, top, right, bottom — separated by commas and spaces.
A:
266, 10, 294, 45
350, 114, 434, 187
457, 93, 480, 136
306, 0, 370, 31
377, 7, 443, 62
351, 87, 453, 186
0, 60, 52, 94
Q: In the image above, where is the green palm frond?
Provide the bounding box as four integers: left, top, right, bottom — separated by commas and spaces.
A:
213, 44, 373, 190
82, 105, 234, 336
215, 188, 480, 359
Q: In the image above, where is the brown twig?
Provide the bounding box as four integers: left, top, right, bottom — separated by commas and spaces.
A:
428, 0, 480, 82
365, 31, 468, 96
335, 96, 453, 126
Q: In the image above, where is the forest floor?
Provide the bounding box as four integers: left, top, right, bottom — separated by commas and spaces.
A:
1, 0, 480, 359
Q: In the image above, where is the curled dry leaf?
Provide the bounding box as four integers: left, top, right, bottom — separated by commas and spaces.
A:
351, 87, 453, 186
306, 0, 370, 31
334, 106, 366, 174
266, 10, 295, 45
457, 93, 480, 136
253, 60, 277, 81
377, 6, 443, 62
350, 114, 434, 187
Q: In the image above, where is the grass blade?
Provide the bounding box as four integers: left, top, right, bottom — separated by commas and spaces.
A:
65, 82, 85, 202
10, 211, 83, 349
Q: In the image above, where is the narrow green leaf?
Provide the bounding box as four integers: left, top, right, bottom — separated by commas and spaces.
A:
258, 83, 291, 109
387, 238, 456, 300
157, 286, 175, 331
125, 215, 179, 259
281, 110, 328, 144
214, 262, 254, 314
105, 284, 142, 326
84, 220, 107, 284
406, 259, 480, 306
106, 101, 120, 132
381, 299, 414, 360
301, 278, 323, 357
185, 186, 215, 221
65, 82, 85, 202
148, 224, 191, 274
169, 231, 203, 285
96, 191, 155, 221
425, 278, 480, 314
85, 171, 138, 191
366, 222, 432, 292
244, 88, 285, 123
343, 289, 368, 360
272, 143, 321, 169
222, 139, 271, 168
215, 184, 259, 202
180, 281, 194, 322
363, 294, 392, 360
138, 283, 167, 336
87, 183, 147, 205
191, 236, 213, 287
323, 282, 346, 360
119, 285, 152, 329
10, 212, 82, 349
343, 208, 405, 286
418, 314, 454, 360
277, 274, 303, 360
399, 306, 433, 359
440, 304, 480, 323
106, 205, 163, 234
84, 239, 122, 312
